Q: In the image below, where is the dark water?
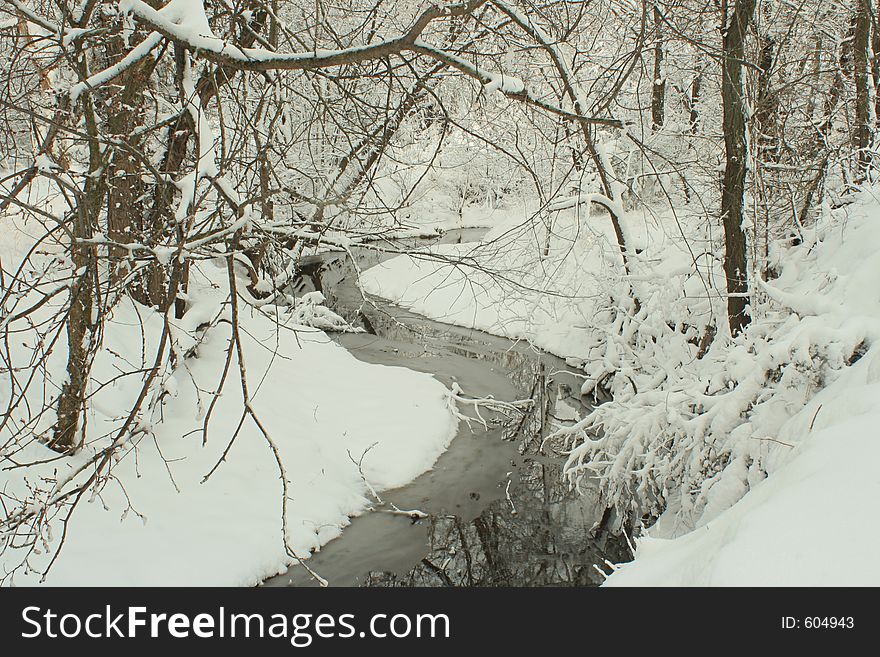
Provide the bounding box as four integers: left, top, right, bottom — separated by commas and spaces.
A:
263, 231, 629, 587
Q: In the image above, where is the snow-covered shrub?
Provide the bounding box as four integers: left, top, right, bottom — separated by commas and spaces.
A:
560, 195, 880, 535
287, 291, 362, 333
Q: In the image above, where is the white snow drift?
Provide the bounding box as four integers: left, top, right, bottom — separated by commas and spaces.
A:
0, 217, 457, 586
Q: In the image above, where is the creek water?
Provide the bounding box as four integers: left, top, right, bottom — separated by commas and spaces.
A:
263, 231, 628, 587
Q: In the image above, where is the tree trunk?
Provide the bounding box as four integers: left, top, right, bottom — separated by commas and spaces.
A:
871, 10, 880, 121
754, 36, 777, 161
854, 0, 873, 179
651, 5, 666, 131
689, 67, 702, 134
52, 107, 104, 451
104, 29, 158, 304
52, 204, 98, 451
720, 0, 757, 336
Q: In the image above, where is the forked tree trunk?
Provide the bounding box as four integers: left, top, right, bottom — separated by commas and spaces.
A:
53, 19, 159, 450
720, 0, 757, 336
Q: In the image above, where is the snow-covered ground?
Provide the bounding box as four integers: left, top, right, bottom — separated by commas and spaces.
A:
604, 192, 880, 586
1, 213, 458, 586
362, 191, 880, 586
361, 202, 677, 361
605, 404, 880, 585
6, 165, 880, 586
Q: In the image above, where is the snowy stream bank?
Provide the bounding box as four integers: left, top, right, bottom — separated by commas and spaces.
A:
264, 232, 628, 586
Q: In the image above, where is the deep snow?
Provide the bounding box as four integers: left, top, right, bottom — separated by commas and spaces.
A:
1, 213, 458, 586
361, 190, 880, 586
605, 406, 880, 585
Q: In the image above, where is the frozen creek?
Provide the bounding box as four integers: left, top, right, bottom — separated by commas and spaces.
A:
263, 231, 629, 587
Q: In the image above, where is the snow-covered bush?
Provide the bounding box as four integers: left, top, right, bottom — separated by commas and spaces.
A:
363, 171, 879, 543
286, 291, 363, 333
560, 194, 880, 535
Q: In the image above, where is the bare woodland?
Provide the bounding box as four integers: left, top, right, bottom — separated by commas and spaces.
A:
0, 0, 877, 584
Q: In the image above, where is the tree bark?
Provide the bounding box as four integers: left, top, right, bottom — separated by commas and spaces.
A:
103, 24, 159, 304
720, 0, 757, 336
689, 67, 702, 134
52, 96, 104, 451
854, 0, 874, 179
651, 5, 665, 131
52, 201, 99, 451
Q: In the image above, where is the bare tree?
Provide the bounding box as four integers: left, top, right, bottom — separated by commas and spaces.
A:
719, 0, 757, 336
0, 0, 635, 580
854, 0, 874, 178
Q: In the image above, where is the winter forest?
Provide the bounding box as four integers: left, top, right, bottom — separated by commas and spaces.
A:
0, 0, 878, 587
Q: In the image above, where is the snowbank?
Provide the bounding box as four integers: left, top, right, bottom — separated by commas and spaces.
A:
362, 207, 623, 359
605, 403, 880, 586
603, 194, 880, 586
360, 201, 707, 362
362, 189, 880, 586
1, 220, 457, 585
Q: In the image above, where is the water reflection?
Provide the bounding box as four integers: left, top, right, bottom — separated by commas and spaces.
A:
274, 232, 629, 587
360, 362, 630, 587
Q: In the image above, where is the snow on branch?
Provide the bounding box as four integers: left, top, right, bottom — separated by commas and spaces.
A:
547, 192, 623, 219
116, 0, 623, 128
491, 0, 588, 111
5, 0, 58, 35
409, 40, 624, 127
446, 381, 532, 431
70, 32, 164, 101
119, 0, 488, 71
757, 277, 834, 316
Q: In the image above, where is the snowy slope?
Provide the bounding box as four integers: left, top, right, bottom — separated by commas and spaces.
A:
605, 404, 880, 586
360, 204, 688, 361
1, 222, 457, 586
604, 195, 880, 586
